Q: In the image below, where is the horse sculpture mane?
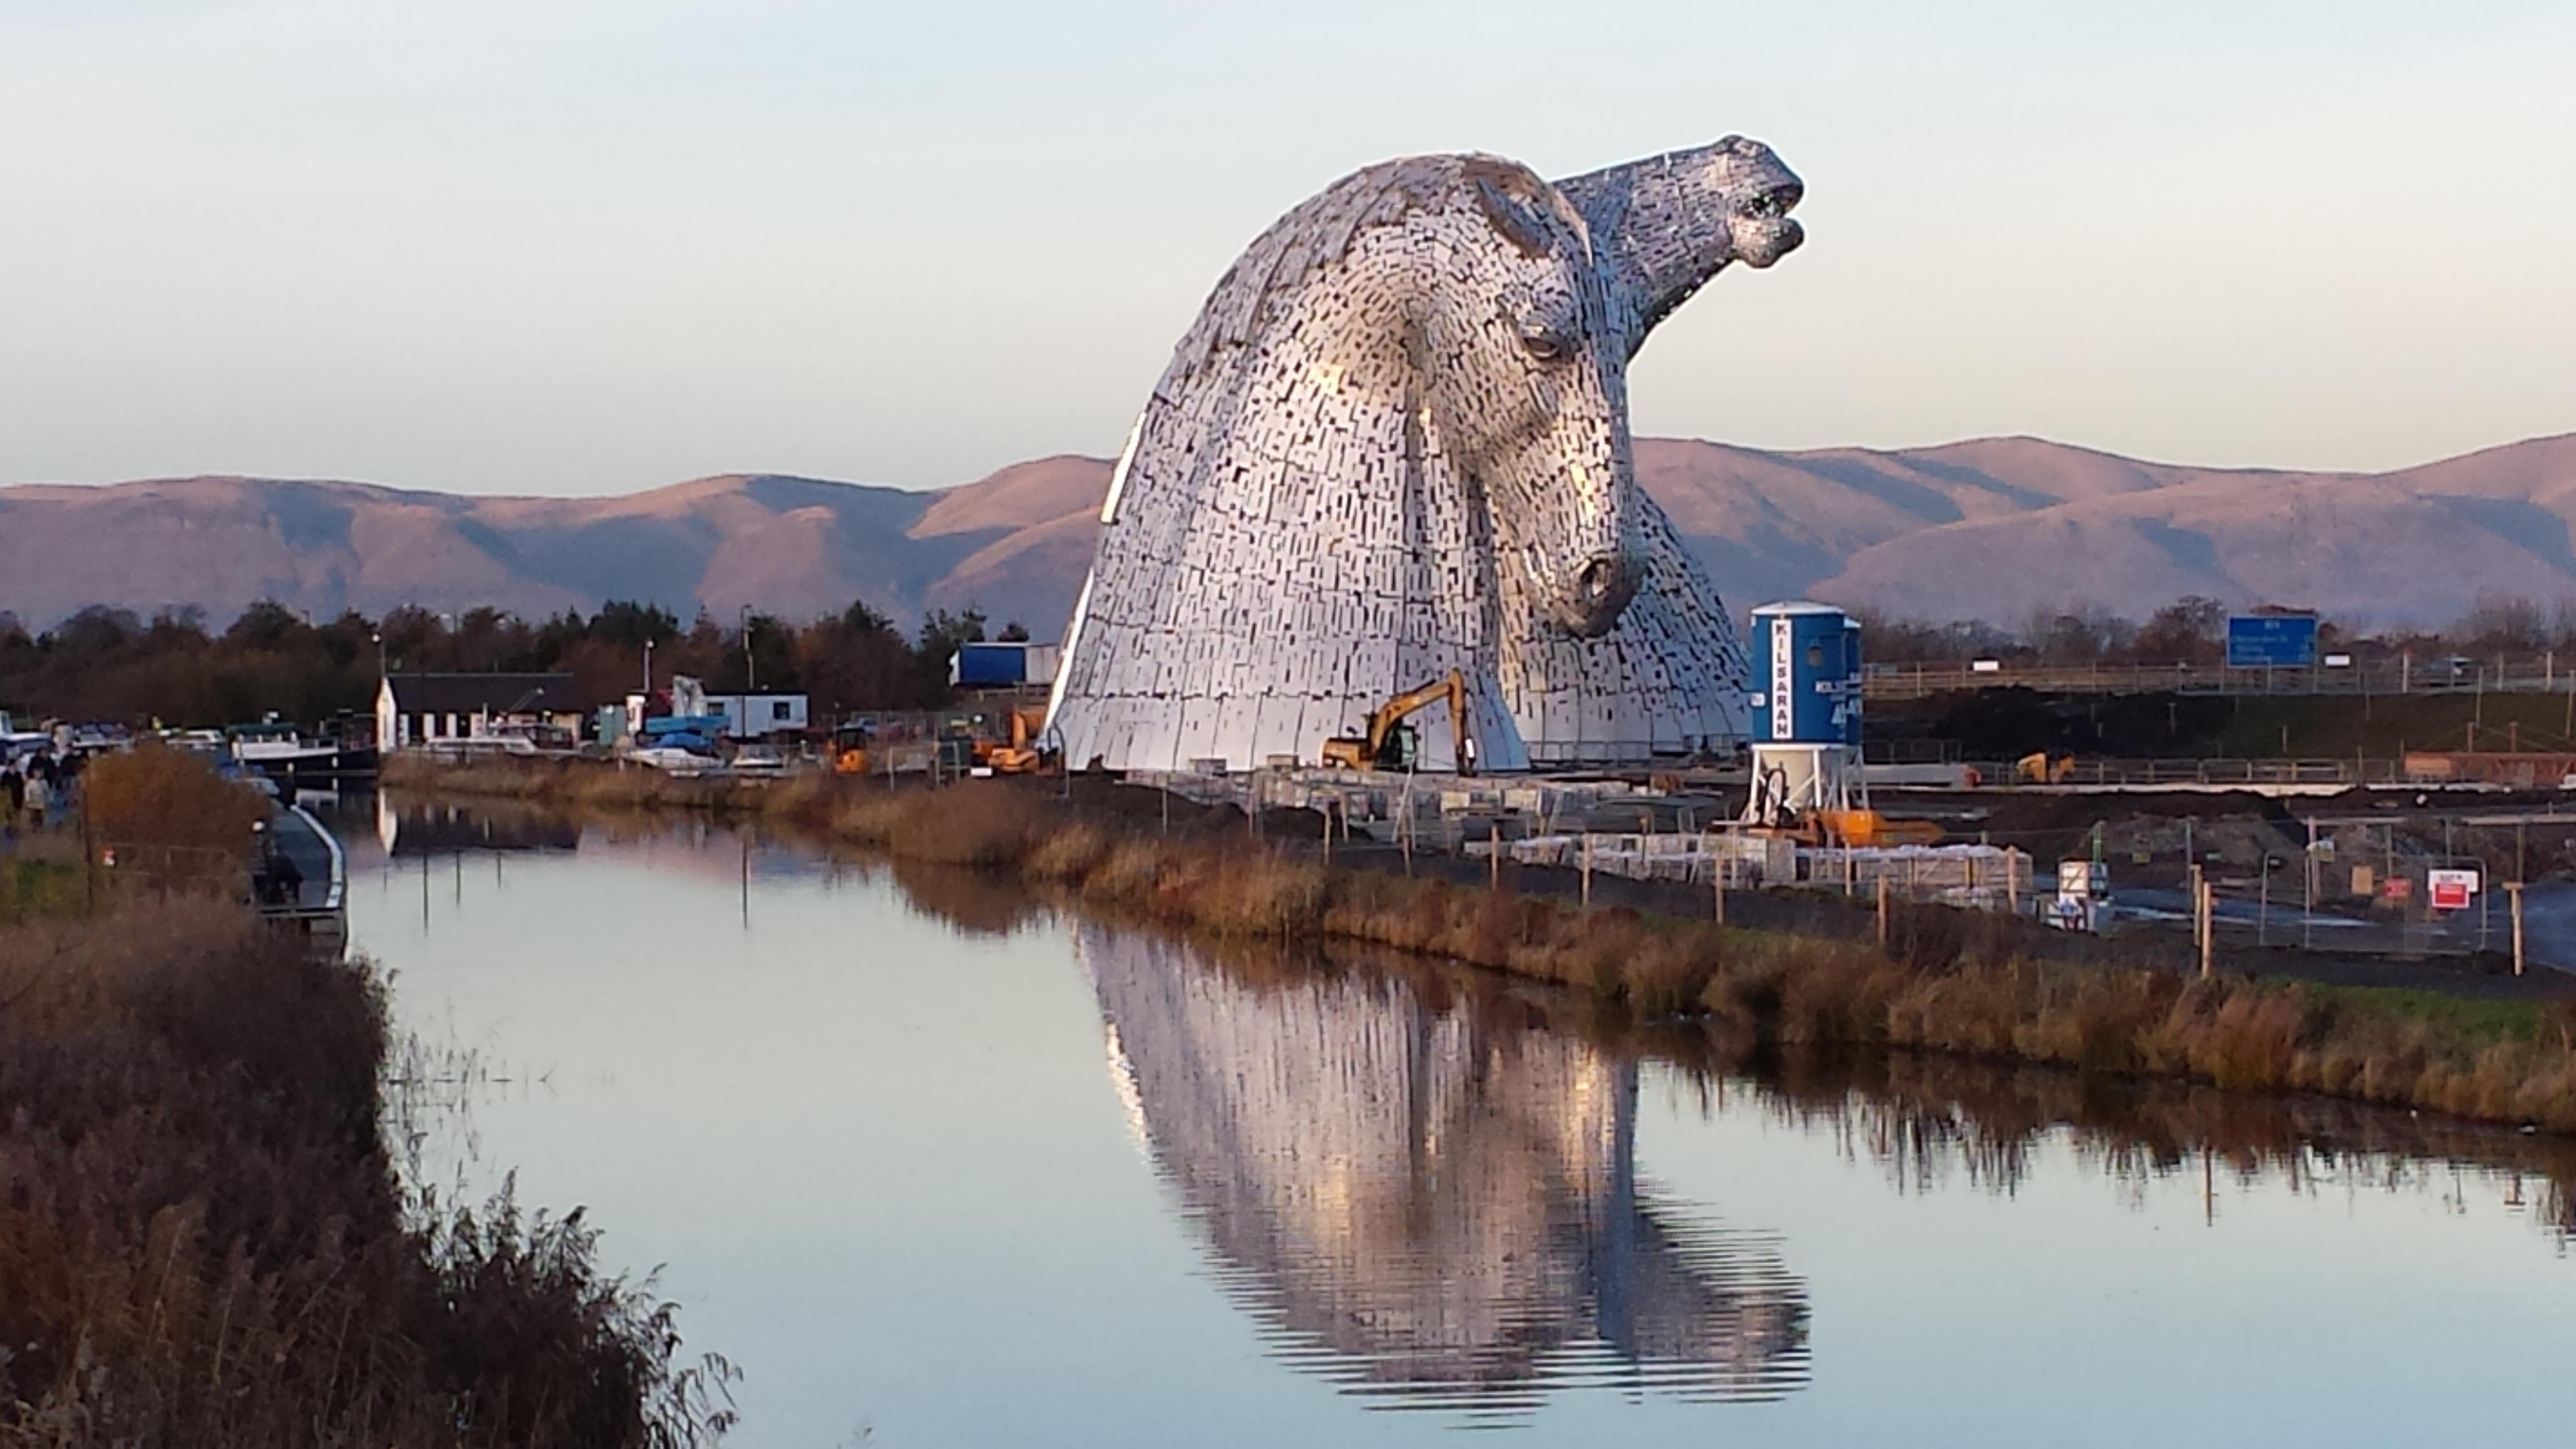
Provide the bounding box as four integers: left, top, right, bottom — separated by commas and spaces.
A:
1049, 139, 1804, 773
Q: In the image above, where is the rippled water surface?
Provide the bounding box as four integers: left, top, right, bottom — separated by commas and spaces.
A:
338, 798, 2576, 1447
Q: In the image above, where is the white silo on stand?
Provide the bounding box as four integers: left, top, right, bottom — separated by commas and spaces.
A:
1742, 601, 1866, 825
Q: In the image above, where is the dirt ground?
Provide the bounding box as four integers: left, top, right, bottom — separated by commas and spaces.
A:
1871, 687, 2576, 762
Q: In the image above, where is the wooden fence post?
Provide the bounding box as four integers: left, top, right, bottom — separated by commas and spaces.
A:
2509, 881, 2526, 977
2198, 877, 2215, 980
2188, 862, 2204, 955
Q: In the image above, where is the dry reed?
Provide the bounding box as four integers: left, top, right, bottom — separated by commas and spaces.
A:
0, 896, 733, 1447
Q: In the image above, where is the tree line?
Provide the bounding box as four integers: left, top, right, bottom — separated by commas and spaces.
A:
21, 587, 2576, 728
0, 598, 1020, 728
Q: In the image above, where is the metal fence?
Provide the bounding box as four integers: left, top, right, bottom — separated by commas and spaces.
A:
1862, 653, 2576, 701
1975, 757, 2410, 789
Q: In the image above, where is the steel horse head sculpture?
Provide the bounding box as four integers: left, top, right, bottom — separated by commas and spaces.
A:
1048, 137, 1804, 773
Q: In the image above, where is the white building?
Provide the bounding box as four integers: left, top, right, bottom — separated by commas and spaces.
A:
378, 673, 587, 750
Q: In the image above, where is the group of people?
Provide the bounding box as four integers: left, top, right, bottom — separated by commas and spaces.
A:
1, 747, 80, 835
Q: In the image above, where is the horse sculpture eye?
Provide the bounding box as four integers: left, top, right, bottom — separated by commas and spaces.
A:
1521, 331, 1570, 363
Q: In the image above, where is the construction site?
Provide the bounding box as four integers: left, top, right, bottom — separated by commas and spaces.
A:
1011, 605, 2576, 987
739, 589, 2576, 991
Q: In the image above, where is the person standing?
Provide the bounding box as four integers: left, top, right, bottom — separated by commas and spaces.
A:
1, 759, 22, 834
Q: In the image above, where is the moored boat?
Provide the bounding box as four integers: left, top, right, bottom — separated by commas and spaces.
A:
228, 718, 379, 786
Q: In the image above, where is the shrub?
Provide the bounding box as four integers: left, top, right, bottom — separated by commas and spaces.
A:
80, 743, 269, 890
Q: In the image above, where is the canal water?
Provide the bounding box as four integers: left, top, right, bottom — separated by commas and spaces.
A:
336, 797, 2576, 1447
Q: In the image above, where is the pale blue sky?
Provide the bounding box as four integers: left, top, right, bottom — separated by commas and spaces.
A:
3, 1, 2570, 494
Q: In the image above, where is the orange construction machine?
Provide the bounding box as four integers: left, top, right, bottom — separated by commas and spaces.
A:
1320, 673, 1473, 775
984, 705, 1055, 774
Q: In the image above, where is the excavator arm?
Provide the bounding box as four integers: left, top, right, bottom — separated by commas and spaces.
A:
1320, 671, 1473, 774
1366, 673, 1465, 757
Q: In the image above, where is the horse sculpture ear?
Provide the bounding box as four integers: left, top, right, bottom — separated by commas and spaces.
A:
1473, 168, 1545, 259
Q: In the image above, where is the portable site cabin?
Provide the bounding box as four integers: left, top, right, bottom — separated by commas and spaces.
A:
701, 693, 811, 739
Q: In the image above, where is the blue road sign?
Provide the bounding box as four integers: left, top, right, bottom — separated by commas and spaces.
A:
2226, 614, 2319, 668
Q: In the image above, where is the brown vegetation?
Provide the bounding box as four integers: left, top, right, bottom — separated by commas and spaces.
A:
0, 892, 732, 1445
383, 754, 734, 814
1204, 934, 2576, 1234
80, 741, 274, 893
399, 758, 2576, 1135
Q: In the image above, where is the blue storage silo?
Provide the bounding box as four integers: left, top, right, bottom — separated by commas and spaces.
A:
1749, 601, 1860, 745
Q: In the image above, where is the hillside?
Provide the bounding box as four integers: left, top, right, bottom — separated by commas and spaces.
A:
3, 433, 2572, 635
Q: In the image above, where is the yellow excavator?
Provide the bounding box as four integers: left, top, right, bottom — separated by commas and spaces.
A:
2015, 751, 2077, 785
985, 706, 1054, 774
1808, 809, 1945, 848
831, 720, 874, 775
1321, 672, 1474, 775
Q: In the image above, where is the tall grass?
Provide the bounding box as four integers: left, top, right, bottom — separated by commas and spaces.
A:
0, 832, 90, 923
383, 754, 733, 814
0, 897, 733, 1447
399, 756, 2576, 1134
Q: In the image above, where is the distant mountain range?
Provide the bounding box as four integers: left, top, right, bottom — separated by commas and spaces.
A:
4, 432, 2572, 635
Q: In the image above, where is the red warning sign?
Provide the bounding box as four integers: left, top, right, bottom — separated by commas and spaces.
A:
2427, 869, 2480, 912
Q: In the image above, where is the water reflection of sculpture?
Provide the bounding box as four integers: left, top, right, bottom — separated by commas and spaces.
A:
1080, 926, 1809, 1411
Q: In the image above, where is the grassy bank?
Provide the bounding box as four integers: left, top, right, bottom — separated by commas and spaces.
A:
1205, 932, 2576, 1233
396, 756, 2576, 1134
1, 811, 730, 1442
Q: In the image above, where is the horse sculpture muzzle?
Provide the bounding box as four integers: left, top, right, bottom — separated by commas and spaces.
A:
1564, 552, 1640, 638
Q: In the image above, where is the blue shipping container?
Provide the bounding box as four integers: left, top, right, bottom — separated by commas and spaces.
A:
950, 642, 1063, 688
953, 644, 1023, 687
2225, 615, 2318, 668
